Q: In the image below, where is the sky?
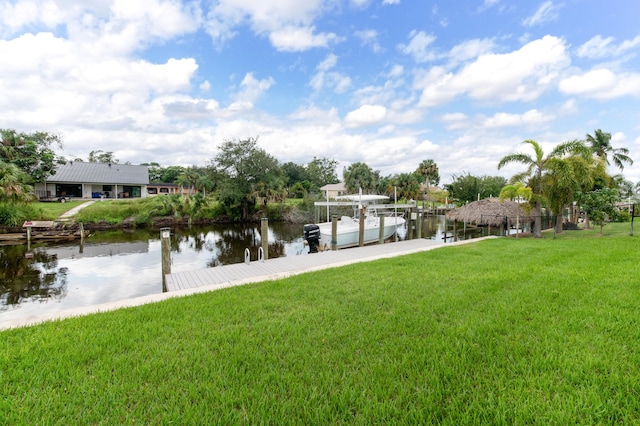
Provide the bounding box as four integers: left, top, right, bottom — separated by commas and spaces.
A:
2, 0, 640, 185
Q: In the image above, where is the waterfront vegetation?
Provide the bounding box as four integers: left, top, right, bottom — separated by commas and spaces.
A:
0, 196, 309, 228
2, 222, 639, 423
0, 200, 86, 226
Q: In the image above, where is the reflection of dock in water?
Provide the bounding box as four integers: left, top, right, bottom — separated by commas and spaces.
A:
165, 238, 465, 292
45, 241, 150, 260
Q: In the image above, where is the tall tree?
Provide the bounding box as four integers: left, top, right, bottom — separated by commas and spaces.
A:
498, 139, 590, 238
212, 137, 283, 221
389, 172, 421, 201
543, 152, 594, 233
498, 140, 546, 237
444, 173, 506, 205
416, 159, 440, 207
88, 150, 119, 164
415, 159, 440, 186
586, 129, 633, 171
343, 162, 377, 194
0, 129, 65, 184
141, 162, 163, 182
306, 157, 339, 190
281, 162, 309, 188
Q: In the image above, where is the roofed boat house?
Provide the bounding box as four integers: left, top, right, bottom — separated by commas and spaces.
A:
34, 162, 149, 200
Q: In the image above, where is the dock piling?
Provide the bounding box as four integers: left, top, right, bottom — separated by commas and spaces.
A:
261, 217, 269, 261
331, 216, 338, 251
160, 228, 171, 291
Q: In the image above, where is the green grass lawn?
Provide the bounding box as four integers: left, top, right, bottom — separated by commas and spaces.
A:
36, 200, 86, 217
2, 223, 640, 424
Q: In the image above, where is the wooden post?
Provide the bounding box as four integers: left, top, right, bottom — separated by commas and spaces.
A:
79, 222, 85, 253
331, 215, 338, 251
378, 215, 385, 244
261, 217, 269, 260
26, 226, 31, 251
161, 228, 171, 291
408, 209, 415, 240
358, 207, 365, 247
416, 209, 423, 239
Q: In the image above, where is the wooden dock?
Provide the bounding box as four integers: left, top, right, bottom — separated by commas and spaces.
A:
165, 238, 455, 293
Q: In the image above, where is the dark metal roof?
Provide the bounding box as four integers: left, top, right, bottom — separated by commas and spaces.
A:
49, 162, 149, 185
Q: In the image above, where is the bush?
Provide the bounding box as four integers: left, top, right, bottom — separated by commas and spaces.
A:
0, 202, 43, 227
562, 222, 580, 230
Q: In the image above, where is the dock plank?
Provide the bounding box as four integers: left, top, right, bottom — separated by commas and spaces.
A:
164, 238, 458, 293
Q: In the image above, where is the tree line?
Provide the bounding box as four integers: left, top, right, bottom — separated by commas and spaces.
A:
1, 128, 636, 228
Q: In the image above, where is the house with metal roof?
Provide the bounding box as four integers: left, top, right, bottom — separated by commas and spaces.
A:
34, 162, 149, 200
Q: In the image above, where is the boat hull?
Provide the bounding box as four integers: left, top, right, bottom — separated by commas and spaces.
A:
317, 216, 406, 249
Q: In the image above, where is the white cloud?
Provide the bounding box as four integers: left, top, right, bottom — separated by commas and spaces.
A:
269, 26, 340, 51
228, 73, 275, 111
382, 0, 400, 4
577, 34, 640, 59
447, 38, 497, 64
558, 69, 640, 99
388, 64, 404, 78
310, 54, 351, 93
522, 1, 560, 27
0, 29, 199, 133
440, 112, 469, 130
398, 30, 438, 62
355, 29, 382, 53
483, 109, 552, 128
417, 35, 569, 106
204, 0, 335, 51
317, 53, 338, 71
344, 104, 387, 127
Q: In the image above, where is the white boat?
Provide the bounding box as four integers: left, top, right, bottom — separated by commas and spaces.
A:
305, 194, 407, 250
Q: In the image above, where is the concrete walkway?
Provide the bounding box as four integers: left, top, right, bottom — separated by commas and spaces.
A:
58, 200, 96, 219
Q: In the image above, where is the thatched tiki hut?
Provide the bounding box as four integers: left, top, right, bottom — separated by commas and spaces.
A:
446, 198, 534, 237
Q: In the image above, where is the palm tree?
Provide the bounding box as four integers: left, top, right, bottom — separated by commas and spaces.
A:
586, 129, 633, 171
498, 139, 586, 237
0, 161, 35, 202
544, 153, 595, 233
498, 140, 549, 237
416, 159, 439, 207
499, 182, 532, 240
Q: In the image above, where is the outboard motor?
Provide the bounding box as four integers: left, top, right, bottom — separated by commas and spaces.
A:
303, 224, 321, 253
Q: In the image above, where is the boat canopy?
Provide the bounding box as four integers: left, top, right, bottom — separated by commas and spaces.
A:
335, 194, 389, 202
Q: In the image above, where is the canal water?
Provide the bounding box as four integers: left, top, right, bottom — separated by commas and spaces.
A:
0, 216, 495, 322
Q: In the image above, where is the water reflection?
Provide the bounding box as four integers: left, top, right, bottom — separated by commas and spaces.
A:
0, 245, 68, 310
0, 222, 308, 322
0, 217, 491, 322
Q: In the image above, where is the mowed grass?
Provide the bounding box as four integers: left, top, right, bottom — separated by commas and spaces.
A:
2, 223, 640, 424
34, 200, 87, 219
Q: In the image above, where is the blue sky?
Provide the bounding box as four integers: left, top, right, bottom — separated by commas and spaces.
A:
2, 0, 640, 184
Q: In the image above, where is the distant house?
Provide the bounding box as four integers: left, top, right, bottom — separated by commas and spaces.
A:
320, 182, 347, 199
34, 162, 149, 200
147, 182, 197, 196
